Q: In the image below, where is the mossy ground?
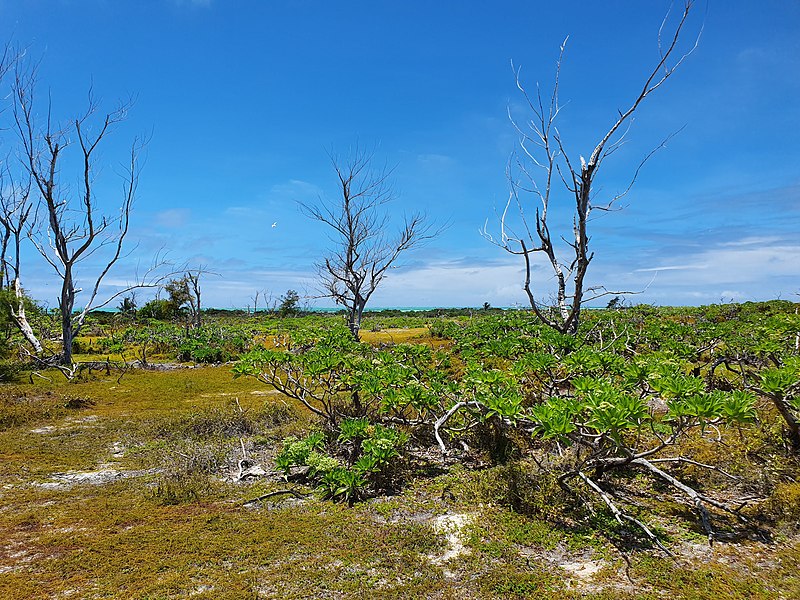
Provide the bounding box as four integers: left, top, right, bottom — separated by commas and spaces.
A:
1, 364, 798, 599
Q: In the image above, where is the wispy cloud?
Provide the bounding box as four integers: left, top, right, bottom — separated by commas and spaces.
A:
268, 179, 323, 202
717, 236, 784, 247
635, 264, 707, 273
154, 208, 191, 228
643, 239, 799, 284
600, 234, 800, 305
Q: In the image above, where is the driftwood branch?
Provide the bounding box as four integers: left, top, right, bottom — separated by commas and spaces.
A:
648, 456, 739, 480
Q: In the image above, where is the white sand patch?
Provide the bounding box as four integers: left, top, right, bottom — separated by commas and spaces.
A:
30, 425, 57, 434
30, 415, 99, 434
428, 512, 473, 577
35, 468, 154, 489
561, 559, 604, 580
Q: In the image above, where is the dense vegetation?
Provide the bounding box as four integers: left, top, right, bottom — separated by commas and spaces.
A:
1, 302, 799, 598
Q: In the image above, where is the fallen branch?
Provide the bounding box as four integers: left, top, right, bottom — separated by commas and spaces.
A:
632, 457, 748, 544
29, 370, 52, 383
576, 470, 673, 556
647, 456, 739, 480
242, 488, 312, 505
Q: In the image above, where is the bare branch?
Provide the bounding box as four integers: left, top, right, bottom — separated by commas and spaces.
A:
494, 1, 698, 335
12, 62, 161, 365
301, 146, 438, 340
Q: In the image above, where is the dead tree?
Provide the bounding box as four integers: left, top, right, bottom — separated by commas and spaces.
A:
13, 66, 158, 366
186, 271, 202, 328
0, 169, 42, 353
250, 290, 260, 315
483, 1, 699, 335
0, 46, 43, 354
301, 149, 434, 341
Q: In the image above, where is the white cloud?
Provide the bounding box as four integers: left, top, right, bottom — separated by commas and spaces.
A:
649, 241, 800, 285
602, 235, 800, 305
717, 236, 784, 247
154, 208, 191, 228
370, 259, 529, 307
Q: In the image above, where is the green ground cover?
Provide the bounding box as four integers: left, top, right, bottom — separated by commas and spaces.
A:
1, 303, 798, 598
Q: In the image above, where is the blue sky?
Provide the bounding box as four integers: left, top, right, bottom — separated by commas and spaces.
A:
1, 0, 798, 309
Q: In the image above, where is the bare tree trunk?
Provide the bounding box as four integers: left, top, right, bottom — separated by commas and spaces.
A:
188, 271, 202, 328
61, 315, 74, 365
0, 172, 41, 353
59, 265, 76, 365
0, 226, 10, 291
348, 297, 367, 342
11, 277, 42, 353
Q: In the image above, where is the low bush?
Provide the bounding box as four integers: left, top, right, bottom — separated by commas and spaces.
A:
275, 419, 409, 504
149, 439, 227, 505
177, 340, 232, 364
138, 400, 287, 440
0, 391, 95, 430
454, 460, 573, 522
766, 481, 800, 525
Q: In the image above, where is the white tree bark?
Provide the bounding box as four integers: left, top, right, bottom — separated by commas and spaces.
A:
11, 277, 42, 354
484, 1, 700, 335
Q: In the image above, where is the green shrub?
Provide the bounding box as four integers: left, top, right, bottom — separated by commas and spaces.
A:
177, 340, 231, 363
274, 432, 326, 475
97, 337, 125, 354
138, 298, 180, 321
0, 360, 22, 383
274, 421, 408, 503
